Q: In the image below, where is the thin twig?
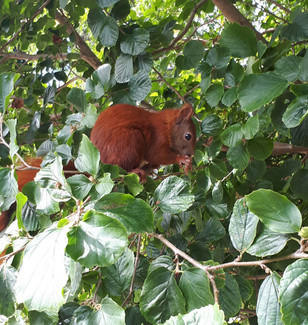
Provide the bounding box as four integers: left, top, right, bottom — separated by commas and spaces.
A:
0, 0, 53, 53
153, 67, 186, 103
151, 0, 208, 56
122, 234, 142, 307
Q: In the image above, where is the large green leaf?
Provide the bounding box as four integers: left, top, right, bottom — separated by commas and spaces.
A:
281, 11, 308, 42
201, 114, 223, 136
88, 10, 119, 47
101, 248, 134, 296
229, 198, 259, 253
0, 266, 16, 317
179, 268, 214, 312
120, 28, 150, 56
115, 54, 133, 83
140, 267, 186, 324
176, 40, 204, 70
162, 304, 226, 325
218, 273, 242, 318
274, 56, 303, 82
153, 176, 194, 214
196, 216, 226, 242
77, 297, 125, 324
226, 142, 250, 171
247, 226, 289, 257
75, 134, 100, 176
94, 193, 154, 233
0, 167, 18, 210
256, 273, 283, 325
67, 174, 93, 200
0, 72, 19, 114
279, 259, 308, 325
282, 96, 308, 128
205, 84, 224, 107
66, 88, 87, 113
220, 123, 242, 147
206, 45, 231, 69
220, 23, 257, 58
16, 227, 69, 317
129, 70, 152, 101
247, 137, 273, 160
66, 210, 127, 268
290, 169, 308, 200
238, 72, 288, 112
245, 189, 302, 233
5, 119, 19, 158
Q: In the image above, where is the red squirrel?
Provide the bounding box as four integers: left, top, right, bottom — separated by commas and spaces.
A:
0, 103, 196, 232
90, 103, 196, 175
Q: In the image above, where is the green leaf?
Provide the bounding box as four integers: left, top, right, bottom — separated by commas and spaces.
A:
234, 275, 253, 303
225, 59, 244, 87
229, 198, 259, 253
16, 192, 27, 230
281, 11, 308, 42
82, 297, 125, 324
247, 226, 289, 257
101, 248, 134, 296
220, 123, 242, 147
97, 0, 120, 7
206, 45, 231, 69
115, 54, 133, 83
66, 88, 87, 113
0, 72, 19, 114
67, 174, 93, 200
95, 172, 115, 198
247, 137, 273, 160
129, 70, 151, 101
121, 28, 150, 55
226, 142, 250, 170
153, 176, 194, 214
88, 10, 119, 47
34, 156, 72, 202
123, 173, 143, 196
66, 210, 127, 268
279, 259, 308, 325
94, 193, 154, 233
201, 114, 223, 136
221, 87, 237, 106
75, 134, 100, 176
290, 169, 308, 200
242, 115, 259, 140
282, 96, 308, 128
220, 23, 257, 58
16, 227, 69, 317
256, 273, 283, 325
179, 267, 214, 312
140, 267, 186, 324
4, 119, 19, 157
245, 189, 302, 233
274, 56, 302, 82
162, 304, 226, 325
219, 273, 242, 318
205, 84, 224, 107
0, 266, 16, 317
176, 40, 204, 70
196, 216, 226, 242
0, 167, 18, 210
238, 73, 288, 112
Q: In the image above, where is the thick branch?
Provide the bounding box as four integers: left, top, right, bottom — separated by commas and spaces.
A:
211, 0, 267, 44
55, 10, 102, 70
0, 51, 68, 64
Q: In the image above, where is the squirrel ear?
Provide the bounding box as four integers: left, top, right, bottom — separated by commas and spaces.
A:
176, 104, 193, 124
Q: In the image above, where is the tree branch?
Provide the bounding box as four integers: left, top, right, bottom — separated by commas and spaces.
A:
151, 0, 209, 56
211, 0, 268, 44
55, 10, 102, 70
0, 0, 53, 53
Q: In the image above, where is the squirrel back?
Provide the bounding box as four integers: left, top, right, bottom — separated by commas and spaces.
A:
90, 103, 196, 171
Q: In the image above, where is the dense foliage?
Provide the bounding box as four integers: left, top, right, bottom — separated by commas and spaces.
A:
0, 0, 308, 324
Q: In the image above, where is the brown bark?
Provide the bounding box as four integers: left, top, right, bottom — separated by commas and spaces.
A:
55, 10, 102, 70
211, 0, 268, 44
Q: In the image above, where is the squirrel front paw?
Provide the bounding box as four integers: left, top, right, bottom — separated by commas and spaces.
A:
176, 155, 192, 174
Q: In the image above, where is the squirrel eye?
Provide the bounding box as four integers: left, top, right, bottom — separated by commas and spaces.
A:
185, 133, 192, 140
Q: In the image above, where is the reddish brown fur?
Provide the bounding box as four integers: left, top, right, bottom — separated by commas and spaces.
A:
90, 103, 196, 171
0, 104, 196, 233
